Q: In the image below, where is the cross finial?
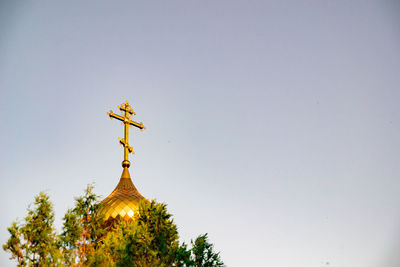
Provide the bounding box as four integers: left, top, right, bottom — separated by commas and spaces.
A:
107, 101, 145, 169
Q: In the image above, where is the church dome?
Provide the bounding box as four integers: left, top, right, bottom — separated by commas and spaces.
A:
101, 168, 146, 222
101, 101, 147, 224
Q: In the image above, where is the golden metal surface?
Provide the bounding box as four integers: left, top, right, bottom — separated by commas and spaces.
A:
101, 168, 146, 221
101, 101, 147, 222
107, 101, 145, 168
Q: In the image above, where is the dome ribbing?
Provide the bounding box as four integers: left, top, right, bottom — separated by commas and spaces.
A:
101, 168, 145, 222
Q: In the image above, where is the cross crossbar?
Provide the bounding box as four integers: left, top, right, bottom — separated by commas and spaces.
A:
107, 101, 145, 168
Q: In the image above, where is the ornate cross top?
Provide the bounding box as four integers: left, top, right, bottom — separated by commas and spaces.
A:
107, 101, 145, 169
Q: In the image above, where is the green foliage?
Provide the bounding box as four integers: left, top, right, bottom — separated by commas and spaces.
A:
3, 222, 24, 265
136, 200, 180, 263
89, 200, 224, 267
3, 192, 61, 266
4, 186, 224, 267
192, 234, 224, 267
88, 200, 181, 266
60, 184, 105, 265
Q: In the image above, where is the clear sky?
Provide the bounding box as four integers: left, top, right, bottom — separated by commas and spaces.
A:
1, 1, 399, 266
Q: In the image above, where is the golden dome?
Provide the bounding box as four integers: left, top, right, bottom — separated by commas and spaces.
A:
101, 101, 147, 224
101, 167, 146, 222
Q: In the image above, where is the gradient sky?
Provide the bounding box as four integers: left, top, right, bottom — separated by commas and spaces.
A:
1, 1, 400, 266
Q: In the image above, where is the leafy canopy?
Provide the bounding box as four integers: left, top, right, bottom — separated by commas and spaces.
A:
4, 185, 224, 267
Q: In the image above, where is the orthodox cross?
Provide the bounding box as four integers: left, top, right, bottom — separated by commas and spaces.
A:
107, 101, 145, 168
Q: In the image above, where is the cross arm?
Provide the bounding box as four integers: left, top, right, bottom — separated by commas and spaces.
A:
108, 111, 124, 122
108, 110, 145, 130
128, 120, 145, 130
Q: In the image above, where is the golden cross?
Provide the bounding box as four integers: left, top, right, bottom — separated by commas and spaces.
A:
107, 101, 145, 169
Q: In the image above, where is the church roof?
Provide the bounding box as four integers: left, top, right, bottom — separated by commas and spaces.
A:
100, 101, 147, 223
101, 168, 146, 221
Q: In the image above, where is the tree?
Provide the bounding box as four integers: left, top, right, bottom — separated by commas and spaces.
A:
88, 200, 224, 267
3, 222, 24, 265
4, 186, 224, 267
3, 192, 61, 266
191, 234, 224, 267
60, 184, 105, 266
88, 200, 182, 266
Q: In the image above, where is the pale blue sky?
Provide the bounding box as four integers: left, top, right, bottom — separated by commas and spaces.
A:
1, 1, 400, 266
